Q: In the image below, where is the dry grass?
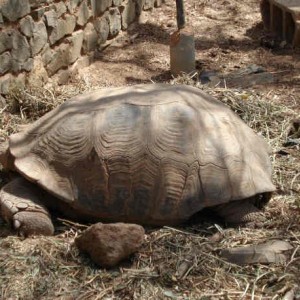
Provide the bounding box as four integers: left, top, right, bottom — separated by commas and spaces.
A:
0, 76, 299, 299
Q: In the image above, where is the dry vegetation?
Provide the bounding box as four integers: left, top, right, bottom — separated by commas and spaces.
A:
0, 0, 300, 299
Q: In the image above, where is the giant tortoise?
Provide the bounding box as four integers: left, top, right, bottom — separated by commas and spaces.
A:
0, 84, 276, 236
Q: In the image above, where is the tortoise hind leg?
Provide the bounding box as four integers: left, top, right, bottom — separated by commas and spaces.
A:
212, 197, 267, 227
0, 177, 54, 236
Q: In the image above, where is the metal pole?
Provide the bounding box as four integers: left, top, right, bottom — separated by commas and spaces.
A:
176, 0, 185, 30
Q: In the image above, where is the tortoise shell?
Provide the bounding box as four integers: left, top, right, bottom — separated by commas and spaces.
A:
8, 84, 275, 224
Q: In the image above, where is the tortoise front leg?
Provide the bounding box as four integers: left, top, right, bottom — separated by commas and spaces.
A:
212, 197, 266, 227
0, 177, 54, 236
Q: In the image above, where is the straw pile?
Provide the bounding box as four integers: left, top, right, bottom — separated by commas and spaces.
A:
0, 77, 299, 299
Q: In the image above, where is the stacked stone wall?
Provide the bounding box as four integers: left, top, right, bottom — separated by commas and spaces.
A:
0, 0, 162, 94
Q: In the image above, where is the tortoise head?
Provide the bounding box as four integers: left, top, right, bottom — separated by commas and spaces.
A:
0, 140, 15, 171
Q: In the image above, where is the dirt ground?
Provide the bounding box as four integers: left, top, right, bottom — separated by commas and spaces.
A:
0, 0, 299, 299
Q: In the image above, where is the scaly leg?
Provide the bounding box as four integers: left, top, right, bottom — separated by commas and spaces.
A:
0, 177, 54, 236
213, 197, 267, 227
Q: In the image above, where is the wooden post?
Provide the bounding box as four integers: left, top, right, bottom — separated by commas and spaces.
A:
170, 0, 196, 76
176, 0, 186, 29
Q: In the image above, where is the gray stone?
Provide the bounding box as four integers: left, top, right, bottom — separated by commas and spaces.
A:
29, 0, 52, 9
0, 95, 7, 109
143, 0, 154, 10
135, 0, 145, 15
91, 0, 113, 16
41, 43, 53, 65
11, 58, 34, 72
46, 43, 69, 75
67, 0, 81, 13
49, 15, 76, 45
0, 73, 25, 94
11, 30, 31, 63
0, 74, 13, 95
55, 69, 71, 85
0, 30, 13, 54
113, 0, 122, 5
70, 55, 91, 73
23, 58, 34, 71
1, 0, 30, 22
76, 0, 91, 26
94, 14, 110, 44
66, 30, 84, 64
154, 0, 162, 7
31, 7, 45, 20
108, 8, 121, 37
0, 52, 12, 75
83, 23, 98, 53
0, 13, 4, 28
20, 15, 35, 37
15, 73, 26, 88
44, 10, 58, 28
121, 0, 136, 30
30, 21, 48, 55
27, 56, 48, 86
53, 2, 67, 18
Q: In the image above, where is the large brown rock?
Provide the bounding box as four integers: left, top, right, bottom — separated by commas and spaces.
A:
75, 223, 145, 268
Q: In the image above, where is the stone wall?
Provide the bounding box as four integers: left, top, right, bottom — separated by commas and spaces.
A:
0, 0, 162, 95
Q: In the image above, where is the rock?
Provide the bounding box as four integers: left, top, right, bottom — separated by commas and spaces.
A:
1, 0, 30, 22
29, 0, 52, 9
135, 0, 145, 15
91, 0, 113, 16
108, 8, 121, 37
0, 73, 25, 94
44, 10, 58, 28
46, 43, 69, 75
121, 0, 136, 30
30, 21, 48, 55
76, 0, 91, 26
27, 56, 48, 87
66, 30, 84, 64
67, 0, 81, 13
0, 13, 3, 29
0, 95, 7, 109
49, 15, 76, 45
0, 52, 12, 75
83, 23, 98, 53
54, 69, 70, 85
154, 0, 162, 7
200, 66, 275, 88
220, 240, 293, 265
94, 14, 110, 44
31, 7, 45, 21
11, 58, 34, 72
70, 55, 91, 74
20, 16, 35, 37
143, 0, 154, 10
41, 43, 53, 66
11, 30, 31, 63
75, 223, 145, 268
113, 0, 122, 5
53, 2, 67, 18
0, 74, 13, 95
15, 73, 26, 88
0, 30, 13, 54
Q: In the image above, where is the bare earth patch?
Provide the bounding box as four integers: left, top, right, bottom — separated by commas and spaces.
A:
0, 0, 299, 299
